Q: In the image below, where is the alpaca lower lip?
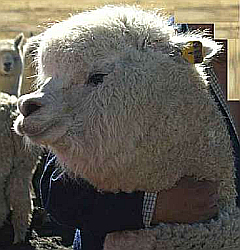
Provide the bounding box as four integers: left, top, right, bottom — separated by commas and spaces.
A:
1, 71, 11, 76
22, 127, 49, 137
17, 123, 49, 137
4, 66, 12, 72
15, 115, 53, 137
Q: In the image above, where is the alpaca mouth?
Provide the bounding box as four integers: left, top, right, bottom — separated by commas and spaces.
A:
14, 113, 67, 147
1, 70, 11, 76
15, 91, 68, 143
14, 114, 54, 138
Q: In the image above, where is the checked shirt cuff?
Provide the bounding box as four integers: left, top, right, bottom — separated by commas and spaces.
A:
142, 192, 158, 228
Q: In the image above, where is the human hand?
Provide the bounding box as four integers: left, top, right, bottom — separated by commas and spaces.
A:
151, 176, 219, 224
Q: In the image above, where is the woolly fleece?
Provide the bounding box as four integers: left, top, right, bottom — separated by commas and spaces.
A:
0, 92, 37, 243
14, 6, 240, 249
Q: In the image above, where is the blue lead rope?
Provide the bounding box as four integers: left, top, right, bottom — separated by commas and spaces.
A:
73, 229, 82, 250
40, 153, 57, 210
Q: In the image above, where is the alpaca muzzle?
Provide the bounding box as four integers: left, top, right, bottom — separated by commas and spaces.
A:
3, 62, 12, 72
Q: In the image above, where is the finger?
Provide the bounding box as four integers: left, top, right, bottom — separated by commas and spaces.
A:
204, 181, 219, 194
183, 206, 219, 223
195, 180, 219, 193
195, 206, 219, 222
191, 203, 219, 217
192, 192, 219, 209
170, 207, 218, 223
209, 193, 219, 205
191, 198, 218, 213
193, 185, 219, 204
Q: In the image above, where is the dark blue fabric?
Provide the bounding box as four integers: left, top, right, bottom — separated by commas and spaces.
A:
73, 229, 81, 250
40, 154, 144, 250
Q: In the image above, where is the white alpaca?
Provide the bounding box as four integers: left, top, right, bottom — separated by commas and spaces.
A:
14, 6, 240, 249
0, 92, 39, 244
0, 33, 39, 244
0, 34, 24, 96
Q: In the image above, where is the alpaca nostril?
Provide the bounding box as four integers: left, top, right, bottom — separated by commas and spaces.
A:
21, 100, 42, 117
4, 62, 12, 72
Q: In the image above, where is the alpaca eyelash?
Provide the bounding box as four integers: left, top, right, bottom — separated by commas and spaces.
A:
87, 73, 108, 86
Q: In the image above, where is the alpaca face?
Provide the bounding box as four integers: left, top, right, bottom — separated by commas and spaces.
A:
0, 45, 21, 76
0, 51, 15, 74
0, 35, 23, 76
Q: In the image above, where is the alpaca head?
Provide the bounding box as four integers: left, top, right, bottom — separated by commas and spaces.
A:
14, 6, 223, 190
0, 34, 24, 76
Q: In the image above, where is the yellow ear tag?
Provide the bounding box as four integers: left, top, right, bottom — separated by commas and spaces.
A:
181, 41, 204, 64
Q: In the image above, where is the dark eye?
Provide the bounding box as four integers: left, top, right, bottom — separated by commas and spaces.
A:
88, 73, 108, 86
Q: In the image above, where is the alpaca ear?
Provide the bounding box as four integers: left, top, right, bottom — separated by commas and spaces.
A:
171, 34, 222, 64
181, 38, 222, 64
196, 36, 222, 61
14, 33, 25, 51
181, 41, 204, 64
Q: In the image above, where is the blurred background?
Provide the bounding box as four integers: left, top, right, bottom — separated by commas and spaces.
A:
0, 0, 168, 40
1, 0, 238, 40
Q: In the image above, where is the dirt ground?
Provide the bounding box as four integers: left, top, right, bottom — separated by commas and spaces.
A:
0, 205, 76, 250
0, 213, 74, 250
0, 157, 76, 250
